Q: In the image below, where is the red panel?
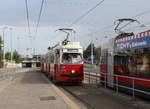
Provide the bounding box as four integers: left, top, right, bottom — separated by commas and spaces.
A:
117, 76, 150, 87
101, 64, 150, 87
50, 64, 56, 79
55, 64, 84, 83
44, 63, 46, 72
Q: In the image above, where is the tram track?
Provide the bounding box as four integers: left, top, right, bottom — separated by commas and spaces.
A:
60, 83, 150, 109
62, 85, 95, 109
41, 70, 150, 109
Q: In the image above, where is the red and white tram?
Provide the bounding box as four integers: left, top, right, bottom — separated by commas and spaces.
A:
100, 30, 150, 99
41, 41, 84, 83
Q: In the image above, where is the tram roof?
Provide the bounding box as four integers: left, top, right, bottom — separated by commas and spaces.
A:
114, 30, 150, 51
115, 30, 150, 43
53, 42, 82, 49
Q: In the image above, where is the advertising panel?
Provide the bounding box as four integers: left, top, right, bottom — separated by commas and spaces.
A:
114, 36, 150, 51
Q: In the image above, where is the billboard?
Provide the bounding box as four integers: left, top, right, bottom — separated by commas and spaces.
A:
114, 36, 150, 51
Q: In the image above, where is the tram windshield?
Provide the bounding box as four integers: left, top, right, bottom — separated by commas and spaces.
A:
62, 53, 83, 64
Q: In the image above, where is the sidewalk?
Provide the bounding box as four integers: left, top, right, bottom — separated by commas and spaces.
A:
0, 71, 76, 109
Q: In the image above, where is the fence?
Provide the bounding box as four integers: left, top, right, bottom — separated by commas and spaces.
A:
0, 68, 30, 83
84, 72, 100, 84
84, 72, 150, 99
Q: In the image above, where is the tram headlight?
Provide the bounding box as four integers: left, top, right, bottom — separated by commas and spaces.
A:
71, 70, 75, 74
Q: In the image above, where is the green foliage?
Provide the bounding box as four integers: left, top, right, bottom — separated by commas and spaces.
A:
5, 50, 22, 63
0, 36, 3, 68
13, 50, 22, 63
5, 52, 11, 61
83, 43, 96, 59
83, 43, 101, 64
95, 46, 101, 63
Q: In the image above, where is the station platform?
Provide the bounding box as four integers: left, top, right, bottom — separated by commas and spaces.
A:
0, 70, 79, 109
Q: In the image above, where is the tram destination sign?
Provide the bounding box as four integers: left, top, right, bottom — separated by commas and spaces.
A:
114, 36, 150, 51
67, 49, 78, 52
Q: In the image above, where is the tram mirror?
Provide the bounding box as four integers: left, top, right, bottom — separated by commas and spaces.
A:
48, 47, 51, 50
56, 50, 60, 55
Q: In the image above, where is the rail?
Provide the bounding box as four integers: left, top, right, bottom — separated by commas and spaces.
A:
84, 72, 150, 99
62, 86, 95, 109
84, 72, 100, 85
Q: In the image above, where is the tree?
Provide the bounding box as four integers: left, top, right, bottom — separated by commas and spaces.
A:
83, 43, 96, 59
5, 52, 11, 61
0, 36, 3, 68
83, 43, 101, 64
95, 46, 101, 64
13, 50, 22, 63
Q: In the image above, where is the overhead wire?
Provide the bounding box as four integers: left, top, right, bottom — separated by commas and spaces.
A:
123, 20, 150, 32
85, 9, 150, 38
78, 9, 150, 47
69, 0, 105, 27
118, 10, 150, 30
34, 0, 45, 40
50, 0, 105, 44
25, 0, 31, 37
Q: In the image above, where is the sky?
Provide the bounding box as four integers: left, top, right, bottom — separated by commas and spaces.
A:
0, 0, 150, 56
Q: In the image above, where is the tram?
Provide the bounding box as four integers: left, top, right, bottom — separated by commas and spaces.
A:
41, 29, 84, 83
100, 30, 150, 99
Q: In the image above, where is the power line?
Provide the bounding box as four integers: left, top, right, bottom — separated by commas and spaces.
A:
119, 10, 150, 30
52, 0, 105, 42
92, 24, 114, 34
86, 9, 150, 37
69, 0, 105, 27
34, 0, 45, 39
25, 0, 31, 37
133, 10, 150, 18
123, 20, 150, 31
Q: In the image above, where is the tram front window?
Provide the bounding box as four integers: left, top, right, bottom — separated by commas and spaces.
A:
62, 53, 83, 64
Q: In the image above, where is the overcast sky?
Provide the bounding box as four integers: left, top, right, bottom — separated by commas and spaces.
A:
0, 0, 150, 55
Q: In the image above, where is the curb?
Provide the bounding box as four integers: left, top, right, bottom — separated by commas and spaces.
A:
42, 74, 82, 109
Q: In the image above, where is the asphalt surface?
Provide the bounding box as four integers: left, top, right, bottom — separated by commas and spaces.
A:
63, 85, 150, 109
0, 71, 72, 109
0, 69, 149, 109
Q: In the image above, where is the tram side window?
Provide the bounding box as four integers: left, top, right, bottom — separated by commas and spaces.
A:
100, 49, 108, 64
50, 54, 55, 63
129, 55, 150, 78
48, 55, 51, 64
56, 51, 60, 64
114, 56, 130, 75
100, 56, 107, 64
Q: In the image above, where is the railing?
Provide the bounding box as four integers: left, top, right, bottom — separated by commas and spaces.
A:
0, 68, 30, 83
84, 72, 150, 99
103, 73, 150, 98
84, 72, 100, 85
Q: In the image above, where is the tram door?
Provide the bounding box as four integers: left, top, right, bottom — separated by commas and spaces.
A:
55, 50, 60, 73
107, 40, 114, 87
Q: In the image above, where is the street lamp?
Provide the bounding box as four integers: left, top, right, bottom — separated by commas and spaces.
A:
91, 33, 94, 65
2, 27, 8, 66
17, 36, 20, 52
9, 28, 13, 63
91, 37, 99, 65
